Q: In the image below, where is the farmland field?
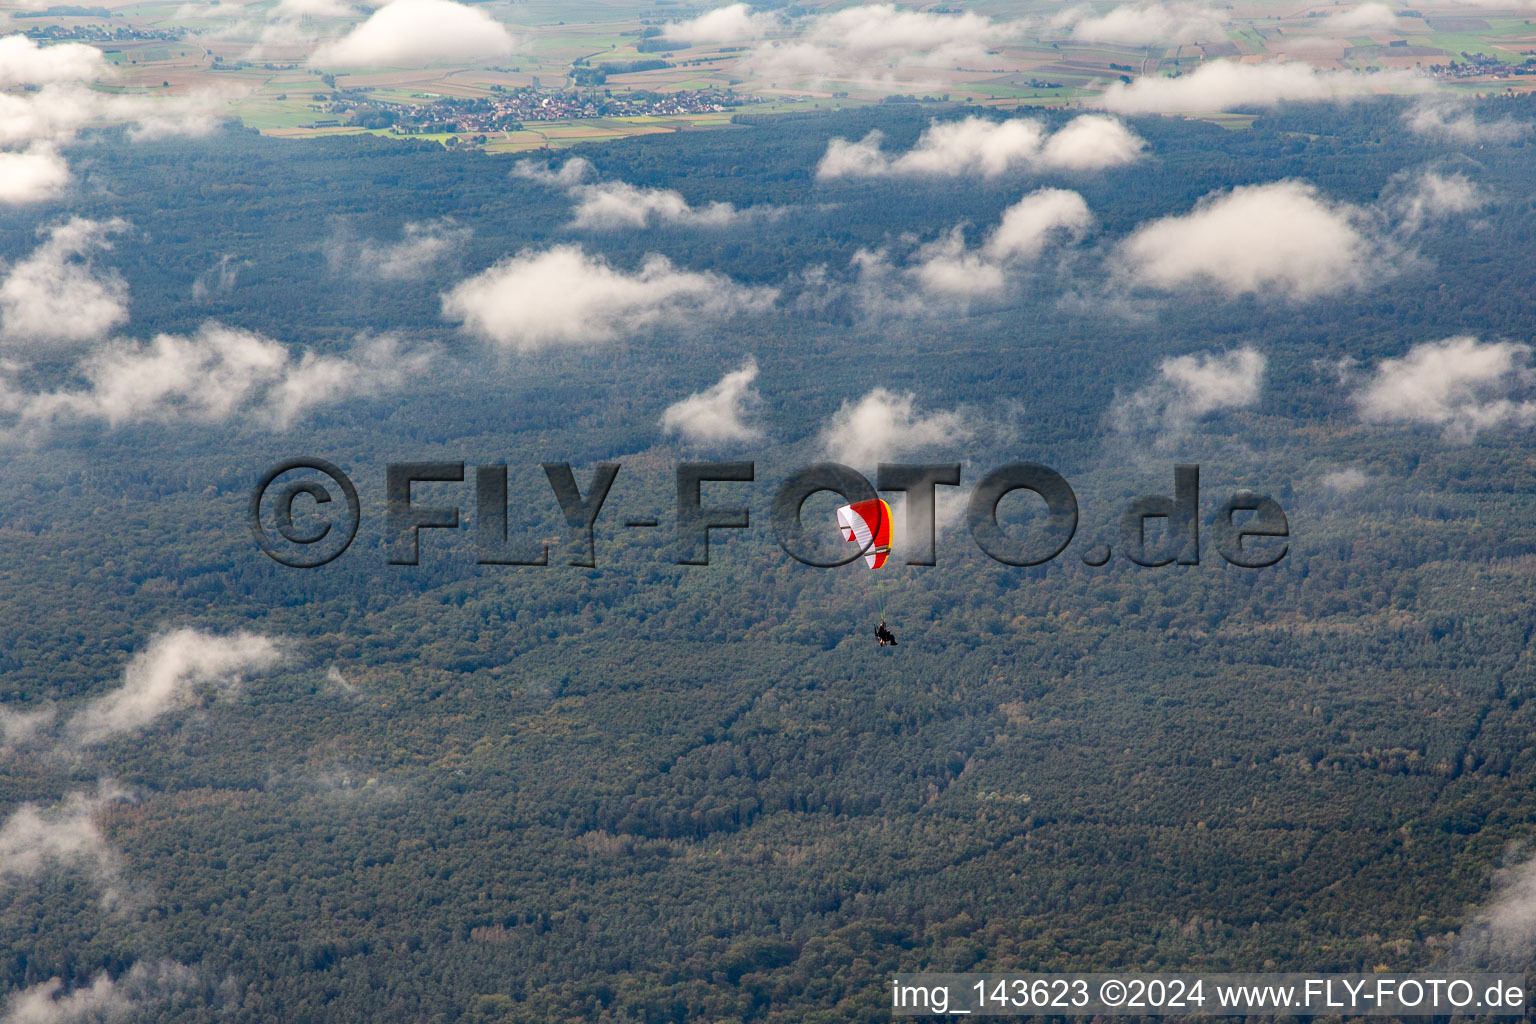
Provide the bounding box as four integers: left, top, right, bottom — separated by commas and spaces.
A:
7, 0, 1536, 153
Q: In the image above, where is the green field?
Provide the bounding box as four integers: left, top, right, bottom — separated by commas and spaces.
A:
15, 0, 1536, 151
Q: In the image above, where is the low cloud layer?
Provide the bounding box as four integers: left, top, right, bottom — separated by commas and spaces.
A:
0, 85, 223, 149
0, 41, 225, 205
723, 3, 1026, 84
277, 0, 352, 15
818, 115, 1143, 179
1101, 61, 1425, 114
876, 188, 1093, 301
569, 181, 746, 230
0, 782, 136, 908
1114, 348, 1266, 441
0, 217, 129, 344
1, 630, 290, 757
2, 960, 197, 1024
442, 244, 777, 350
660, 358, 764, 444
820, 388, 970, 467
1352, 336, 1536, 442
981, 188, 1095, 263
0, 143, 70, 204
1056, 3, 1227, 46
1444, 845, 1536, 971
1114, 180, 1376, 300
1318, 467, 1371, 494
66, 629, 281, 747
310, 0, 518, 66
0, 788, 119, 887
0, 704, 56, 749
0, 34, 227, 140
0, 783, 200, 1018
1393, 170, 1484, 233
1, 323, 428, 434
664, 2, 782, 44
512, 156, 595, 188
517, 158, 760, 230
192, 254, 244, 302
0, 35, 106, 88
1406, 97, 1530, 143
1315, 3, 1404, 32
330, 219, 470, 280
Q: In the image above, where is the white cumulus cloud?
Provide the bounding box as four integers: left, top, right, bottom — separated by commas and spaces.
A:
0, 35, 106, 88
1114, 180, 1376, 300
741, 4, 1025, 83
983, 188, 1095, 262
660, 358, 764, 443
665, 2, 782, 43
0, 704, 55, 749
2, 961, 197, 1024
852, 188, 1091, 308
1442, 851, 1536, 970
65, 629, 281, 747
0, 217, 129, 345
0, 85, 225, 148
1057, 3, 1228, 46
1352, 336, 1536, 442
818, 114, 1143, 179
804, 3, 1016, 56
0, 790, 116, 885
0, 143, 69, 204
1393, 169, 1484, 233
854, 188, 1092, 307
1101, 60, 1425, 114
1316, 3, 1404, 32
910, 188, 1093, 299
1038, 115, 1149, 170
0, 83, 224, 204
1114, 347, 1266, 440
0, 33, 222, 200
442, 244, 777, 351
3, 973, 128, 1024
1318, 467, 1370, 494
820, 388, 970, 467
310, 0, 518, 67
2, 324, 429, 433
512, 156, 594, 188
902, 229, 1008, 299
0, 781, 135, 907
276, 0, 352, 15
332, 219, 470, 280
1405, 97, 1529, 143
517, 158, 760, 229
569, 181, 745, 230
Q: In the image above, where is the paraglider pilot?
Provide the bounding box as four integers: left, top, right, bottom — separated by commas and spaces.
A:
836, 499, 897, 646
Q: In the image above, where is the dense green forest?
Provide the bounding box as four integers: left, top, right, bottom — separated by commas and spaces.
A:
3, 97, 1536, 1021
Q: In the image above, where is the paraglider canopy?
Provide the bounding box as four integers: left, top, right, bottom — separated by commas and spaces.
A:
836, 498, 893, 569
